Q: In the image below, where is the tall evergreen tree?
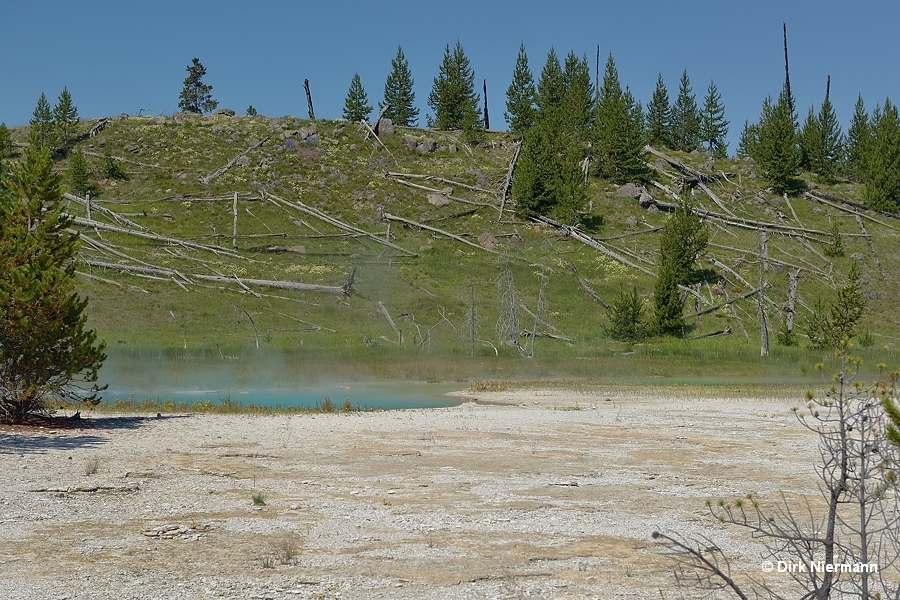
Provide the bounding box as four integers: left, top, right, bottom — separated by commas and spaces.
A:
864, 98, 900, 212
381, 46, 419, 126
552, 142, 588, 223
29, 93, 53, 150
646, 73, 672, 148
427, 41, 480, 130
535, 48, 565, 123
699, 80, 729, 158
560, 51, 593, 140
653, 194, 708, 336
845, 94, 871, 182
504, 43, 536, 135
754, 91, 801, 194
342, 73, 372, 122
594, 54, 647, 183
178, 58, 217, 114
801, 81, 843, 181
52, 87, 79, 148
671, 71, 700, 152
0, 142, 106, 420
512, 121, 558, 217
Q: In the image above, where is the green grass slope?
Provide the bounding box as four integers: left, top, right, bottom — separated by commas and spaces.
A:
11, 113, 899, 383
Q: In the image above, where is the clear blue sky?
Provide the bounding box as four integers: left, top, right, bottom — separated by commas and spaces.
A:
2, 0, 897, 153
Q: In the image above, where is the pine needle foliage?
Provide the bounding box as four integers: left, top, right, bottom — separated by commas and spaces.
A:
342, 73, 372, 122
29, 93, 54, 150
427, 41, 480, 130
381, 46, 419, 127
864, 98, 900, 213
699, 80, 728, 158
753, 91, 802, 194
671, 71, 700, 152
504, 43, 536, 136
178, 58, 217, 114
646, 73, 672, 149
52, 87, 79, 148
0, 144, 106, 421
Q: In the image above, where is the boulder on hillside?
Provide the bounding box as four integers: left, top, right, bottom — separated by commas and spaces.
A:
616, 183, 646, 198
214, 108, 236, 117
376, 118, 395, 136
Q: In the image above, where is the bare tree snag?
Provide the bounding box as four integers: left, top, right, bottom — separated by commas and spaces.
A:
855, 212, 884, 276
783, 22, 794, 116
359, 119, 396, 158
758, 231, 769, 357
577, 278, 609, 308
500, 140, 522, 221
483, 79, 489, 129
304, 79, 315, 120
200, 138, 270, 185
377, 301, 402, 345
232, 192, 238, 250
233, 304, 259, 350
382, 212, 498, 255
786, 269, 799, 333
64, 192, 150, 232
372, 103, 390, 134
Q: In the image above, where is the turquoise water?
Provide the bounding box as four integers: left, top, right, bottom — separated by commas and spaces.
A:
107, 382, 466, 410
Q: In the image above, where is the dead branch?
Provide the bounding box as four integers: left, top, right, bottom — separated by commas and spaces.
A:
691, 286, 766, 317
75, 270, 123, 287
199, 137, 270, 185
233, 304, 259, 350
382, 212, 498, 255
266, 193, 416, 257
69, 215, 244, 258
803, 191, 898, 230
360, 119, 395, 159
686, 326, 732, 340
535, 216, 655, 277
371, 103, 390, 134
385, 172, 495, 195
855, 212, 884, 276
577, 278, 609, 308
643, 146, 724, 183
81, 150, 165, 170
807, 190, 900, 221
500, 140, 522, 220
64, 192, 150, 232
386, 177, 499, 211
377, 301, 402, 345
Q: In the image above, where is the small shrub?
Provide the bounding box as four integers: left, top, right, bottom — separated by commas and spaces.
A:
103, 147, 128, 181
857, 328, 875, 348
272, 535, 301, 565
84, 457, 101, 476
605, 287, 646, 342
260, 554, 275, 569
252, 492, 266, 506
823, 221, 845, 258
246, 105, 258, 116
775, 323, 797, 346
341, 398, 353, 412
320, 397, 334, 412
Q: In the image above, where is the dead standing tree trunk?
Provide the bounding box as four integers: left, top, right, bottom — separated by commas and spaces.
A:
304, 79, 315, 120
758, 231, 769, 357
483, 79, 489, 129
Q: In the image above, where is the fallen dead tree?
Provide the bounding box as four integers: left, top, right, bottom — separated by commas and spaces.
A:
534, 215, 655, 277
200, 137, 270, 185
387, 177, 499, 211
266, 193, 416, 257
82, 259, 355, 295
382, 212, 498, 255
385, 172, 496, 195
499, 140, 522, 220
69, 215, 244, 258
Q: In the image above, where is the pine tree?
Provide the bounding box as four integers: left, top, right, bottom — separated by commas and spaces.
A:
801, 82, 843, 181
342, 73, 372, 122
737, 119, 759, 158
29, 93, 54, 150
178, 58, 217, 114
560, 51, 592, 141
653, 194, 708, 336
52, 87, 79, 148
535, 48, 564, 123
0, 122, 12, 158
699, 80, 729, 158
504, 43, 536, 135
512, 121, 558, 217
427, 41, 480, 130
754, 91, 801, 194
594, 54, 647, 183
552, 142, 588, 223
671, 71, 700, 152
845, 94, 871, 181
646, 73, 672, 148
0, 142, 106, 420
864, 98, 900, 213
381, 46, 419, 127
68, 149, 90, 196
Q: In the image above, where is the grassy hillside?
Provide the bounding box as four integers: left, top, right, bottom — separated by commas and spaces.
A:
8, 113, 899, 383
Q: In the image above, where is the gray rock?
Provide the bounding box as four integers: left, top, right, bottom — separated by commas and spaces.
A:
625, 216, 639, 228
427, 192, 449, 207
235, 156, 251, 167
403, 136, 418, 151
616, 183, 645, 198
214, 108, 236, 117
416, 139, 437, 154
864, 290, 879, 300
478, 232, 498, 250
448, 144, 458, 153
377, 118, 395, 136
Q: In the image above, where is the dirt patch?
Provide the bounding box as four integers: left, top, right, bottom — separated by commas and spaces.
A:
0, 388, 856, 598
